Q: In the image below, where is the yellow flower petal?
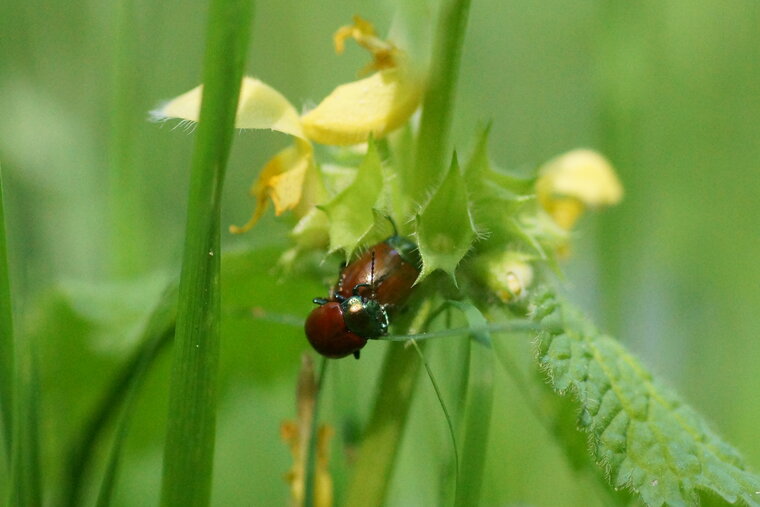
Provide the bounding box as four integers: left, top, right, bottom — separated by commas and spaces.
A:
536, 149, 623, 229
333, 15, 398, 73
155, 77, 306, 139
229, 140, 313, 234
301, 68, 423, 146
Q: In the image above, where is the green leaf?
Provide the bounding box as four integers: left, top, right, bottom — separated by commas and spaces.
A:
160, 0, 254, 505
461, 126, 538, 248
447, 301, 494, 507
320, 138, 384, 257
417, 154, 477, 282
63, 243, 314, 507
463, 123, 536, 196
532, 292, 760, 506
461, 122, 494, 185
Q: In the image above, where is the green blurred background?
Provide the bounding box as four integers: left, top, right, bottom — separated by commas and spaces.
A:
1, 0, 758, 505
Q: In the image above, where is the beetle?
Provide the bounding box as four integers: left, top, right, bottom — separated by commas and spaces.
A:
304, 301, 368, 359
304, 233, 421, 359
333, 235, 420, 307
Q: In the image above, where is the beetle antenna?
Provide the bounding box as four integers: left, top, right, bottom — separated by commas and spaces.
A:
370, 250, 376, 298
386, 215, 399, 237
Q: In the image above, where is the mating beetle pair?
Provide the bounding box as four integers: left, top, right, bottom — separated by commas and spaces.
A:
304, 234, 421, 359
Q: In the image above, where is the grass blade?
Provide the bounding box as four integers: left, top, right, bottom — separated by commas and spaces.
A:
0, 168, 14, 458
96, 324, 174, 507
9, 340, 42, 507
159, 0, 254, 504
60, 281, 177, 507
1, 166, 42, 506
64, 282, 176, 506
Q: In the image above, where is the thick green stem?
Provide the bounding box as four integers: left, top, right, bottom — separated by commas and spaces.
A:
159, 0, 254, 505
343, 0, 473, 503
412, 0, 472, 201
343, 299, 434, 507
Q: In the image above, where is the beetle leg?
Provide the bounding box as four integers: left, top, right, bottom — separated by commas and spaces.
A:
335, 293, 346, 303
352, 283, 372, 297
353, 350, 361, 360
312, 297, 329, 305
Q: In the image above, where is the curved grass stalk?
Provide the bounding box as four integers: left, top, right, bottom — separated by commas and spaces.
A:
409, 339, 460, 488
64, 282, 177, 507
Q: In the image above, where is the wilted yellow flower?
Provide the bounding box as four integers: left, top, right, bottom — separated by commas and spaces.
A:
229, 139, 315, 234
280, 355, 334, 507
535, 149, 623, 230
333, 15, 399, 73
153, 16, 423, 234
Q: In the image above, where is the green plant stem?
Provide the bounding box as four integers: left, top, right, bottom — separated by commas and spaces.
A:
159, 0, 254, 504
412, 0, 472, 200
303, 357, 327, 507
342, 298, 434, 507
0, 169, 14, 458
109, 0, 146, 277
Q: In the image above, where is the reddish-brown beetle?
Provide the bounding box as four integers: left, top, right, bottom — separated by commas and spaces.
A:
304, 301, 368, 359
333, 235, 420, 308
304, 234, 420, 359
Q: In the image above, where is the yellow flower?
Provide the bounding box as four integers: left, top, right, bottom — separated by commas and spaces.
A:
153, 16, 424, 234
535, 149, 623, 230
